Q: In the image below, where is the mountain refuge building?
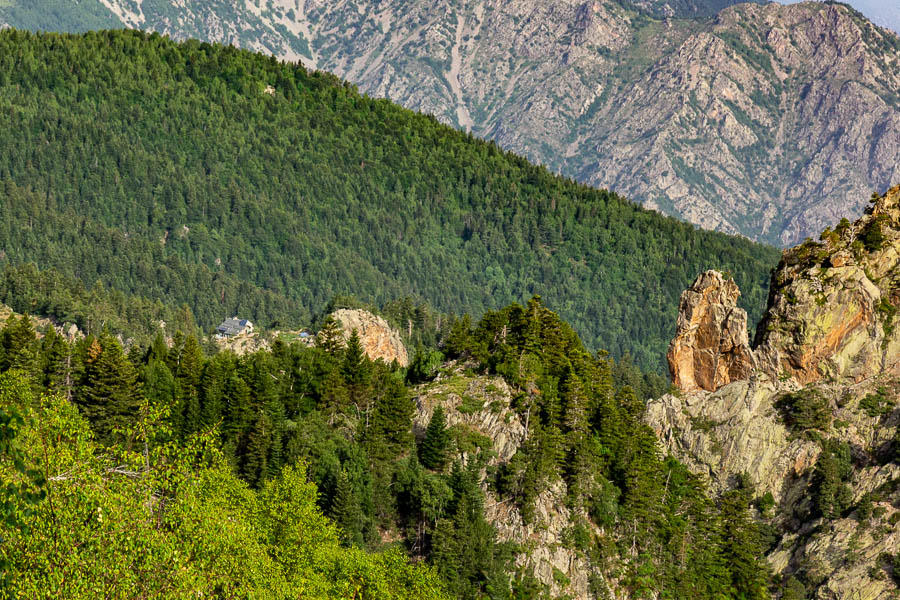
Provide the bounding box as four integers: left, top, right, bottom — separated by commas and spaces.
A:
215, 317, 254, 338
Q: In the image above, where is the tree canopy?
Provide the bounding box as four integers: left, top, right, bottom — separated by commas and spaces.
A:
0, 29, 779, 372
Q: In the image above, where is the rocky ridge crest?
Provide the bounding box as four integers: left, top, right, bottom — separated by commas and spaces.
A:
412, 362, 616, 599
650, 186, 900, 598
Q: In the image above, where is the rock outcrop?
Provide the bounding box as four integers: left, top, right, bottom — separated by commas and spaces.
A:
412, 362, 612, 599
330, 309, 409, 367
648, 186, 900, 599
754, 185, 900, 385
667, 270, 755, 392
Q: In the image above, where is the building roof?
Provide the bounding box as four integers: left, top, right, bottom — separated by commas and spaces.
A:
216, 317, 251, 336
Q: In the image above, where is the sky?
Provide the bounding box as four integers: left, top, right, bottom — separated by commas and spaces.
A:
780, 0, 900, 34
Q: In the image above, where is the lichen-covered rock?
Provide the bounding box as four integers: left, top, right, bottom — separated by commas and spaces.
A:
330, 308, 409, 367
647, 377, 821, 501
755, 185, 900, 385
667, 270, 755, 392
412, 367, 524, 466
649, 187, 900, 599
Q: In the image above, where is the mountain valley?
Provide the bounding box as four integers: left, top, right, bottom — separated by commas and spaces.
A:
0, 7, 898, 600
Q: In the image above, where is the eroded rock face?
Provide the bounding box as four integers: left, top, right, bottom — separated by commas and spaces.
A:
330, 308, 409, 367
649, 187, 900, 599
667, 270, 755, 392
755, 185, 900, 385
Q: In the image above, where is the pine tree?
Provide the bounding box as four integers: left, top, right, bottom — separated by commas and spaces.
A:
76, 332, 139, 443
419, 405, 450, 470
370, 374, 413, 452
719, 489, 769, 600
174, 335, 204, 435
39, 326, 71, 396
342, 329, 372, 423
320, 365, 350, 423
146, 330, 168, 363
0, 315, 37, 375
242, 410, 272, 488
443, 314, 473, 357
198, 354, 228, 430
142, 359, 175, 412
331, 468, 364, 547
316, 315, 344, 356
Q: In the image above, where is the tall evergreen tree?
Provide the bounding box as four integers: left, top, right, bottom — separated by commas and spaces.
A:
316, 315, 344, 357
719, 489, 770, 600
443, 314, 473, 358
242, 410, 273, 488
331, 468, 364, 547
419, 405, 450, 471
142, 359, 175, 413
370, 375, 413, 454
38, 325, 71, 397
342, 329, 373, 424
174, 335, 204, 435
75, 332, 139, 443
0, 314, 36, 375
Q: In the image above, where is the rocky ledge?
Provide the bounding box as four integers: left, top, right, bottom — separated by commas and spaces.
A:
648, 186, 900, 598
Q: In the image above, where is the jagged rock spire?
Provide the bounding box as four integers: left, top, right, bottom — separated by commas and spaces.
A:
667, 270, 755, 392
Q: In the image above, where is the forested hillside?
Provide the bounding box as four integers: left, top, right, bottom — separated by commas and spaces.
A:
0, 29, 778, 372
0, 297, 772, 597
5, 2, 897, 245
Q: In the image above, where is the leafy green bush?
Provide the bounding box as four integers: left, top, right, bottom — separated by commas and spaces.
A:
0, 381, 448, 599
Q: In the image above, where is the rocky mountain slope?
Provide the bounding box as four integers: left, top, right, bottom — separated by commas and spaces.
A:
5, 0, 899, 245
647, 185, 900, 597
412, 365, 605, 599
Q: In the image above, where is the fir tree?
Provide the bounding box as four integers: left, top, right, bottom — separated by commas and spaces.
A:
331, 468, 364, 547
719, 489, 770, 600
0, 314, 37, 375
342, 329, 372, 424
142, 359, 175, 412
75, 332, 139, 443
370, 375, 413, 454
38, 326, 72, 396
146, 330, 168, 363
175, 335, 204, 435
419, 405, 450, 471
443, 314, 473, 358
242, 410, 273, 488
320, 365, 350, 423
316, 315, 344, 357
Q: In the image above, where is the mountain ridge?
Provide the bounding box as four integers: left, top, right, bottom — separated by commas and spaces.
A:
648, 185, 900, 598
3, 0, 898, 245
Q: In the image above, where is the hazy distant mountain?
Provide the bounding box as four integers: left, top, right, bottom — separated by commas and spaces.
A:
3, 0, 899, 245
783, 0, 900, 33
